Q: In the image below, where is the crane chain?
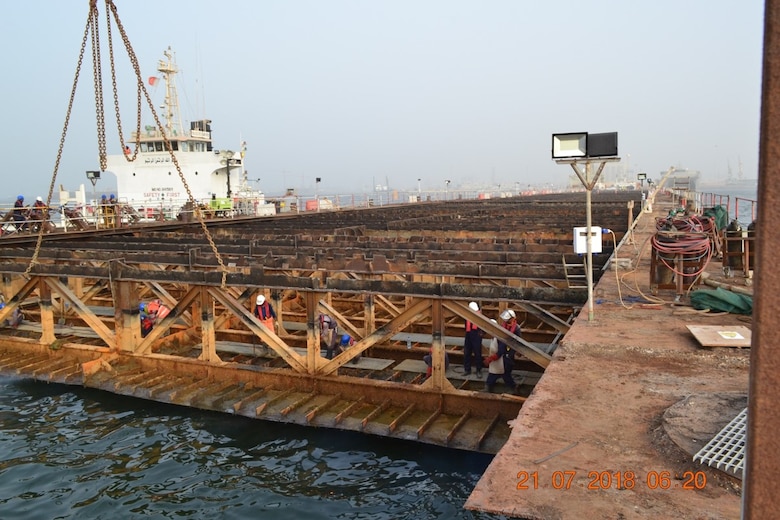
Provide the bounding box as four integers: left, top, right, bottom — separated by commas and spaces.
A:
90, 4, 107, 171
27, 0, 231, 290
104, 0, 229, 287
104, 2, 141, 163
25, 1, 95, 275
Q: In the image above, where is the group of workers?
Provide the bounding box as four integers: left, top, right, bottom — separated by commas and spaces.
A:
5, 193, 120, 233
139, 299, 171, 337
425, 301, 522, 393
251, 293, 357, 360
100, 194, 119, 228
135, 291, 518, 394
7, 195, 49, 232
252, 293, 519, 392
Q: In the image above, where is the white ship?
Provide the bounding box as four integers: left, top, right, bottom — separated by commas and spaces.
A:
104, 48, 274, 218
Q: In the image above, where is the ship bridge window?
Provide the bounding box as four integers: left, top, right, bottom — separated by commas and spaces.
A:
140, 142, 151, 153
155, 142, 164, 152
180, 141, 188, 152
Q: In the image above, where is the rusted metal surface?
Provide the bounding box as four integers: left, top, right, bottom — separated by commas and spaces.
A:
746, 0, 780, 516
467, 192, 751, 517
0, 192, 640, 452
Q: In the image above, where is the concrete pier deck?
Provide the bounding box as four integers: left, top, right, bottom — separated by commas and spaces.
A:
467, 197, 750, 519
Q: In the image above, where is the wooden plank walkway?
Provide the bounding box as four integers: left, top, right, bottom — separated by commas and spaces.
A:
394, 358, 539, 385
216, 341, 396, 371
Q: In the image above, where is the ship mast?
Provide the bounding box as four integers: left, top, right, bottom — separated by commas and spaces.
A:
157, 47, 184, 137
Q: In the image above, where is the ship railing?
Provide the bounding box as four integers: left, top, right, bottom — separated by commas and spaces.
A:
696, 192, 757, 224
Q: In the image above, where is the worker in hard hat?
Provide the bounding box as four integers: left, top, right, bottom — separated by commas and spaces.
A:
462, 301, 483, 377
253, 294, 277, 332
339, 333, 361, 363
319, 313, 339, 359
12, 195, 27, 231
30, 196, 50, 232
484, 309, 521, 393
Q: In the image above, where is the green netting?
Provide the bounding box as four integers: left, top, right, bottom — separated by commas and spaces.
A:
690, 286, 753, 315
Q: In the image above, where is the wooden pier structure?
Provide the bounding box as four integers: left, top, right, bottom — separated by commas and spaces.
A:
0, 192, 640, 453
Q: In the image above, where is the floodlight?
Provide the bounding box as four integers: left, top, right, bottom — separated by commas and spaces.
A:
552, 133, 587, 159
587, 132, 618, 157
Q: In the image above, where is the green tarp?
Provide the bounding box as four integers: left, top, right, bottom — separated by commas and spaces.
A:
690, 286, 753, 315
702, 205, 729, 231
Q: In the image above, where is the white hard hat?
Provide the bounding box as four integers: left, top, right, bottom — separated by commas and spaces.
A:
490, 319, 497, 324
500, 309, 516, 321
256, 295, 265, 305
36, 196, 43, 202
468, 301, 479, 312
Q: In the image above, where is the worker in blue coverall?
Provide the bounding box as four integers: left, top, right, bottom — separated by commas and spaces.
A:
462, 301, 483, 377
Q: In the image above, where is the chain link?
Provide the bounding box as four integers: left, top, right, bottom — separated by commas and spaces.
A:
90, 5, 107, 171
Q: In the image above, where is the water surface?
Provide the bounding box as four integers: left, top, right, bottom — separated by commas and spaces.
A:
0, 377, 504, 519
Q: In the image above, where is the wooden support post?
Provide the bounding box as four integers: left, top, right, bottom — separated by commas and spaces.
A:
305, 291, 320, 374
38, 278, 56, 345
430, 299, 446, 389
424, 298, 456, 392
364, 293, 375, 343
114, 280, 139, 352
72, 276, 84, 299
273, 291, 287, 335
199, 287, 218, 362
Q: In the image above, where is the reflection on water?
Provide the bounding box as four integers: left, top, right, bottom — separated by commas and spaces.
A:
0, 377, 505, 519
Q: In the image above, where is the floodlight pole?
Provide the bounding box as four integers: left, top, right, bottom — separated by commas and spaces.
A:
577, 160, 599, 322
559, 158, 617, 322
220, 150, 235, 199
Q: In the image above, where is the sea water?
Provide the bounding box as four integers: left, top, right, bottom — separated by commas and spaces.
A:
0, 377, 505, 520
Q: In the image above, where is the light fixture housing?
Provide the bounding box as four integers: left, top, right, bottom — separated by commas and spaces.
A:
552, 132, 587, 159
552, 131, 618, 159
587, 132, 618, 157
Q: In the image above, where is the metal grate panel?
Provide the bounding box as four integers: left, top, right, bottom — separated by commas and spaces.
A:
693, 407, 746, 479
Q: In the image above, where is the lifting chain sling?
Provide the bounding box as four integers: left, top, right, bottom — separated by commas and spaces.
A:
26, 0, 230, 289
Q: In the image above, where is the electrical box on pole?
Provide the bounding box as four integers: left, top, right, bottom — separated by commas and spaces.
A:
573, 226, 603, 254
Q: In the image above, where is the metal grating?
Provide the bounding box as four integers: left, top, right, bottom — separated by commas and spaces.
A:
693, 407, 746, 479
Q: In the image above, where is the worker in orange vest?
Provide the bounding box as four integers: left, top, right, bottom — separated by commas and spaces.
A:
253, 294, 277, 332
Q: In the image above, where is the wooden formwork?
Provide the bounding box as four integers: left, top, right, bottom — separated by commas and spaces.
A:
0, 192, 641, 452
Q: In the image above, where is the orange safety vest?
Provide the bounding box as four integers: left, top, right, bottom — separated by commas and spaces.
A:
254, 302, 275, 330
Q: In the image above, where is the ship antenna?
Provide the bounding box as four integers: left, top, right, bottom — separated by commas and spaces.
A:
158, 47, 183, 137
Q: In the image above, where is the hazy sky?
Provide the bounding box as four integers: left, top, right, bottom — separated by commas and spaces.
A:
0, 1, 765, 198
